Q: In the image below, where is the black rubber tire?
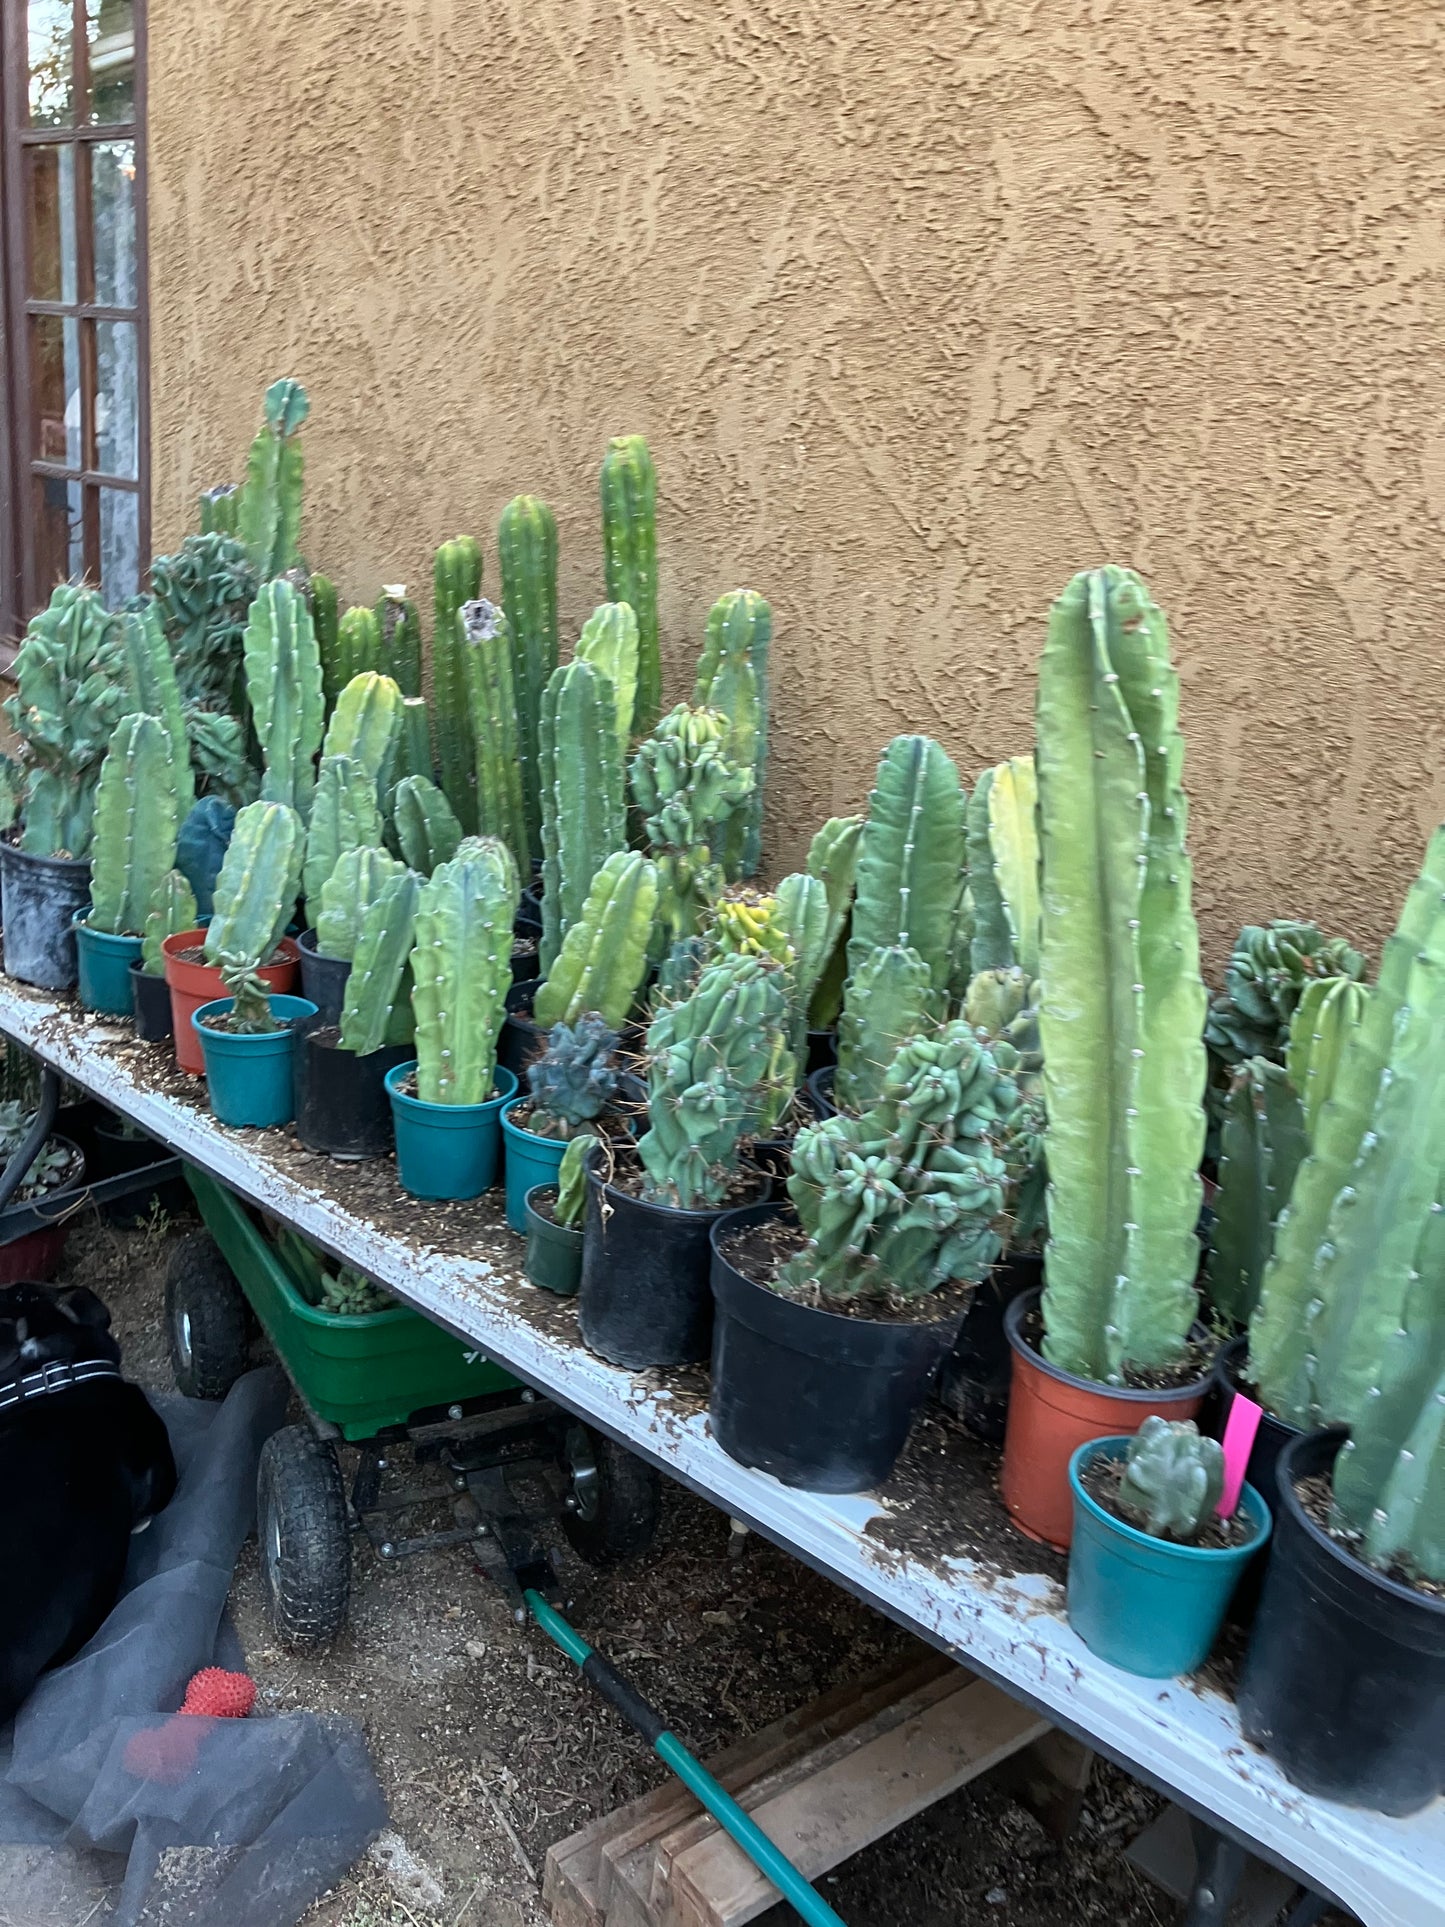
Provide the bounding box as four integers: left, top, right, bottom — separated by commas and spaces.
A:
558, 1424, 662, 1566
256, 1424, 351, 1650
165, 1230, 250, 1399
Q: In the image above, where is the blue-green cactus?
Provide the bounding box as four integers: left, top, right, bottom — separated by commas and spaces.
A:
1116, 1418, 1226, 1543
238, 377, 309, 581
243, 579, 325, 820
409, 837, 519, 1104
526, 1016, 622, 1137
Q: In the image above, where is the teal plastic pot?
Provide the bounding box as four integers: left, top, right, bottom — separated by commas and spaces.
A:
193, 995, 317, 1129
385, 1061, 519, 1201
1067, 1438, 1271, 1678
524, 1184, 584, 1294
73, 914, 144, 1016
500, 1100, 569, 1233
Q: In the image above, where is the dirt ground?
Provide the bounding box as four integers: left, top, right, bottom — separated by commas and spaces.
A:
61, 1204, 1340, 1927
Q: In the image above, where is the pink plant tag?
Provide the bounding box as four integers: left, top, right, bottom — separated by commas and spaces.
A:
1217, 1394, 1263, 1517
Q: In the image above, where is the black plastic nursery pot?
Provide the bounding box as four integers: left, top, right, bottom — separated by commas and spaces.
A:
1211, 1336, 1302, 1534
708, 1202, 968, 1493
805, 1028, 837, 1076
498, 977, 544, 1078
524, 1184, 584, 1296
293, 1019, 410, 1159
1237, 1427, 1445, 1816
937, 1250, 1044, 1444
129, 960, 173, 1041
578, 1147, 767, 1370
0, 841, 90, 990
296, 928, 353, 1027
805, 1064, 836, 1119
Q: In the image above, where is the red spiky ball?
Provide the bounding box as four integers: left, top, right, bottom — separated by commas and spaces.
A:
179, 1668, 256, 1719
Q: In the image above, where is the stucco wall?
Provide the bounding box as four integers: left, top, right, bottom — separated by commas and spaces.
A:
148, 1, 1445, 962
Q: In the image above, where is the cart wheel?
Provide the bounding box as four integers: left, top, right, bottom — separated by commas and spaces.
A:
165, 1231, 250, 1399
257, 1424, 351, 1651
557, 1423, 662, 1565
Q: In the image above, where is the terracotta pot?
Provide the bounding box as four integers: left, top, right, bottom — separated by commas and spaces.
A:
162, 929, 300, 1075
999, 1287, 1212, 1550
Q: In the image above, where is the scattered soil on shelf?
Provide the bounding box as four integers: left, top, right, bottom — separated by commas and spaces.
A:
1018, 1303, 1217, 1393
1081, 1457, 1254, 1552
1297, 1472, 1445, 1603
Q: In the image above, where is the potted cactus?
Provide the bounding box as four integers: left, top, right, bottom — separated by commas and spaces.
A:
1067, 1419, 1270, 1678
500, 1016, 629, 1234
74, 714, 182, 1017
385, 837, 520, 1200
578, 951, 791, 1371
1001, 567, 1214, 1550
629, 702, 753, 965
524, 1132, 597, 1297
709, 1021, 1014, 1492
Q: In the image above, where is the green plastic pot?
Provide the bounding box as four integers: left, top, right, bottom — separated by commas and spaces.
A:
501, 1100, 568, 1232
193, 995, 317, 1129
524, 1184, 584, 1295
385, 1060, 518, 1201
73, 913, 143, 1016
1067, 1437, 1271, 1678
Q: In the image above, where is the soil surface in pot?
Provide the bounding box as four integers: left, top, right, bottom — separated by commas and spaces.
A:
394, 1070, 505, 1104
507, 1098, 636, 1142
511, 935, 538, 968
719, 1215, 975, 1327
1020, 1302, 1216, 1391
527, 1187, 582, 1234
1297, 1472, 1445, 1603
596, 1138, 765, 1211
198, 1011, 306, 1036
1080, 1456, 1253, 1552
175, 942, 289, 970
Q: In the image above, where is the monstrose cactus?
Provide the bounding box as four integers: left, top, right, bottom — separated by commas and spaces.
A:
3, 584, 128, 857
1116, 1419, 1225, 1544
1205, 919, 1366, 1075
526, 1016, 622, 1138
694, 590, 771, 880
631, 704, 752, 957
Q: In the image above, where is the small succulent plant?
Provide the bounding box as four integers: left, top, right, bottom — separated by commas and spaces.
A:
0, 1103, 77, 1197
526, 1017, 622, 1139
554, 1132, 599, 1230
1115, 1418, 1225, 1544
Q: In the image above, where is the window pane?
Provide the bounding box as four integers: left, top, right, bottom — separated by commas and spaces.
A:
32, 475, 83, 591
99, 488, 140, 606
95, 318, 139, 478
30, 314, 82, 467
26, 145, 78, 304
87, 0, 134, 124
27, 0, 74, 127
91, 141, 137, 306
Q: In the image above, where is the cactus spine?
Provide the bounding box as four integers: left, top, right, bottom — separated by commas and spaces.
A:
498, 495, 559, 852
410, 837, 519, 1104
304, 755, 385, 922
238, 377, 308, 580
317, 846, 406, 962
600, 435, 660, 732
431, 537, 483, 835
141, 870, 198, 977
339, 867, 420, 1055
1285, 975, 1368, 1142
88, 714, 181, 937
120, 602, 194, 820
575, 603, 640, 758
630, 704, 752, 958
1034, 567, 1206, 1385
836, 944, 941, 1111
393, 774, 463, 877
538, 660, 627, 975
535, 850, 659, 1031
848, 737, 966, 995
460, 600, 530, 877
694, 590, 771, 880
312, 573, 342, 706
243, 579, 325, 820
376, 585, 423, 697
1206, 1060, 1308, 1329
3, 584, 128, 857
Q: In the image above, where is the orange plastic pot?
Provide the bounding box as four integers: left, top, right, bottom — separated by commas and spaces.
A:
999, 1288, 1211, 1550
163, 929, 300, 1075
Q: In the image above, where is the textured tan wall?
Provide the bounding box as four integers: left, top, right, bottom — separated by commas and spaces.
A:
148, 0, 1445, 963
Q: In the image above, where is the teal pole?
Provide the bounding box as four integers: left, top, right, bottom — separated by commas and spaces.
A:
524, 1590, 847, 1927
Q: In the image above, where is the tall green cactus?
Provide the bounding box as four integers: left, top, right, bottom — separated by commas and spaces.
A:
836, 944, 941, 1111
199, 484, 241, 538
575, 603, 640, 758
410, 837, 519, 1104
204, 800, 304, 980
312, 573, 342, 706
431, 537, 483, 835
460, 600, 529, 877
88, 714, 181, 937
805, 814, 863, 1030
1285, 975, 1368, 1141
630, 704, 752, 958
600, 435, 660, 733
323, 672, 401, 783
498, 495, 559, 852
396, 697, 432, 784
304, 755, 385, 923
120, 602, 194, 820
968, 755, 1039, 980
1250, 827, 1445, 1430
393, 774, 463, 876
238, 377, 309, 580
141, 870, 197, 977
1036, 566, 1207, 1385
338, 867, 420, 1055
848, 737, 965, 996
376, 586, 422, 698
336, 606, 383, 686
243, 579, 325, 820
534, 850, 659, 1031
538, 660, 627, 975
773, 871, 829, 1057
316, 846, 406, 962
694, 590, 771, 880
1206, 1059, 1308, 1329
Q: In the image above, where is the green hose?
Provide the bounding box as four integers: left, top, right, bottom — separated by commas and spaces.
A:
524, 1590, 848, 1927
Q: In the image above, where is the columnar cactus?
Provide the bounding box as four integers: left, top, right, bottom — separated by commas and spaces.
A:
1116, 1419, 1226, 1543
784, 1022, 1014, 1302
538, 659, 627, 974
534, 849, 659, 1031
312, 572, 342, 706
88, 714, 182, 937
120, 602, 194, 819
636, 952, 793, 1209
1206, 1059, 1308, 1329
498, 495, 559, 851
1035, 566, 1207, 1385
526, 1016, 622, 1135
3, 585, 128, 858
1206, 920, 1366, 1075
1284, 974, 1368, 1141
410, 836, 519, 1104
376, 586, 422, 698
396, 697, 432, 785
205, 800, 305, 1029
393, 774, 463, 877
460, 600, 530, 877
338, 867, 420, 1055
323, 672, 402, 783
336, 606, 383, 686
199, 484, 241, 538
141, 870, 198, 978
836, 944, 941, 1111
967, 755, 1040, 980
555, 1131, 598, 1228
772, 872, 828, 1057
243, 579, 325, 820
804, 814, 863, 1030
238, 377, 309, 581
600, 435, 660, 733
847, 736, 965, 996
431, 537, 483, 835
694, 590, 771, 880
575, 602, 640, 757
151, 532, 256, 711
630, 704, 752, 957
316, 846, 406, 962
303, 756, 385, 922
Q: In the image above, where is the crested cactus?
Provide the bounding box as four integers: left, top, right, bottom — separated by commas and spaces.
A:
636, 952, 793, 1209
1250, 827, 1445, 1431
376, 586, 422, 698
968, 755, 1040, 980
141, 869, 198, 978
88, 714, 182, 937
1116, 1418, 1225, 1544
303, 755, 385, 922
630, 703, 752, 957
120, 602, 194, 819
538, 659, 627, 974
848, 736, 965, 996
600, 435, 660, 734
534, 849, 658, 1031
175, 796, 235, 919
575, 602, 640, 757
338, 867, 420, 1055
431, 537, 483, 835
555, 1131, 598, 1229
204, 800, 305, 1028
1206, 920, 1367, 1076
151, 531, 256, 711
1207, 1059, 1308, 1329
712, 889, 796, 969
336, 606, 383, 686
199, 484, 241, 538
694, 590, 771, 880
1285, 974, 1368, 1141
410, 836, 519, 1104
312, 572, 342, 706
784, 1022, 1014, 1302
393, 774, 463, 877
1035, 566, 1208, 1385
526, 1016, 622, 1136
460, 600, 530, 877
243, 578, 325, 820
323, 672, 402, 784
498, 495, 559, 853
836, 944, 941, 1112
804, 814, 863, 1030
316, 845, 407, 962
238, 377, 309, 580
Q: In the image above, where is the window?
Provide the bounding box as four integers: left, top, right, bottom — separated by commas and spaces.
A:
2, 0, 148, 639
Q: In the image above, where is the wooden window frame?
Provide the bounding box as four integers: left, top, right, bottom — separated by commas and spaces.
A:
1, 0, 149, 645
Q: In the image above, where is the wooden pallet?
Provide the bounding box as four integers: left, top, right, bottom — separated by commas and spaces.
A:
544, 1650, 1056, 1927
